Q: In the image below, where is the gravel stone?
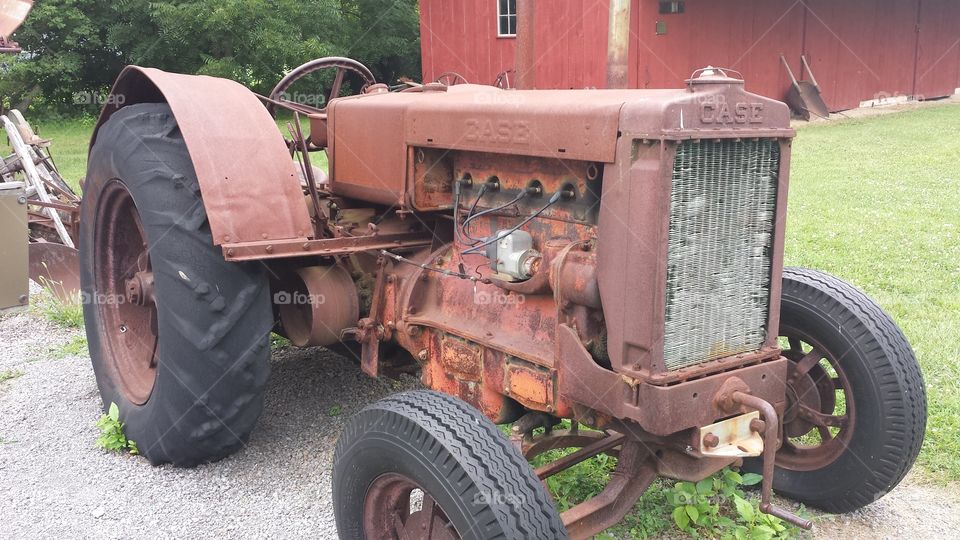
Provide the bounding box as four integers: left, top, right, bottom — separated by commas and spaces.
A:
1, 309, 957, 539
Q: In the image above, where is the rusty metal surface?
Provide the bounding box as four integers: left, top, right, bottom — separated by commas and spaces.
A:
776, 327, 856, 471
301, 74, 799, 444
326, 85, 625, 209
0, 35, 19, 53
362, 473, 457, 539
222, 231, 434, 261
91, 181, 158, 405
277, 265, 358, 348
730, 392, 813, 530
597, 77, 793, 381
269, 56, 376, 115
434, 72, 468, 86
28, 242, 80, 302
504, 359, 554, 409
534, 433, 625, 480
557, 323, 789, 436
561, 441, 657, 540
91, 67, 313, 245
521, 428, 611, 461
782, 55, 830, 120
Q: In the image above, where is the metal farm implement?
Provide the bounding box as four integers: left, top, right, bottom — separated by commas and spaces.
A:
1, 110, 81, 302
1, 0, 80, 304
72, 15, 925, 540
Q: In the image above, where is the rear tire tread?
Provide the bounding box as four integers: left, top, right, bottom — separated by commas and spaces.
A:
82, 103, 272, 467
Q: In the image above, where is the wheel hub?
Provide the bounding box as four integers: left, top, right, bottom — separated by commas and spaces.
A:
363, 473, 458, 539
776, 329, 856, 471
125, 271, 155, 306
93, 181, 159, 405
783, 363, 829, 437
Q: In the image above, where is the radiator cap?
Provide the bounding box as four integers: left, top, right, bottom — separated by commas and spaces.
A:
686, 66, 745, 88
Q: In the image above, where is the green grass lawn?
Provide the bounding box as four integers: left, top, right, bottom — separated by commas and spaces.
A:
22, 104, 960, 485
30, 116, 97, 193
785, 105, 960, 481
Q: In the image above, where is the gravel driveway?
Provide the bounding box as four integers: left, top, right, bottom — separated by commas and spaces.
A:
1, 309, 958, 539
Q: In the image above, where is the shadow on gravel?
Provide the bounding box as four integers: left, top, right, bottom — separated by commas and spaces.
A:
244, 346, 421, 467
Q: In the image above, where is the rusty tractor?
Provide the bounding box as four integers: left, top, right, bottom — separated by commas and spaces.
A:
79, 54, 926, 537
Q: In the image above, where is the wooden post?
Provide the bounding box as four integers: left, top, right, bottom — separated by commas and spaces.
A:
515, 0, 536, 89
606, 0, 632, 89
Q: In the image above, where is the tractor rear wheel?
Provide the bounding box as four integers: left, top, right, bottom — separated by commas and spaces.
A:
333, 390, 567, 539
80, 103, 273, 466
746, 267, 926, 512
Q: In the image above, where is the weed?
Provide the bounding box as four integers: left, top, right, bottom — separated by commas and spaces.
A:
0, 369, 24, 382
609, 482, 672, 539
327, 404, 343, 417
51, 335, 88, 359
32, 286, 84, 329
270, 333, 291, 350
524, 422, 672, 538
665, 469, 803, 539
96, 402, 139, 456
517, 419, 802, 539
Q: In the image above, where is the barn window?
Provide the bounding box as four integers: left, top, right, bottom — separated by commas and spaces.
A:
659, 1, 685, 14
498, 0, 517, 37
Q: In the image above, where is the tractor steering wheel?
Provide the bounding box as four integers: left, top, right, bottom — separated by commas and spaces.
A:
268, 57, 377, 116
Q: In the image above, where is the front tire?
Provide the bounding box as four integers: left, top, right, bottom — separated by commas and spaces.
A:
333, 390, 567, 539
748, 268, 926, 512
81, 103, 273, 466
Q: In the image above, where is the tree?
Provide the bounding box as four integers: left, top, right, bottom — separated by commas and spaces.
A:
0, 0, 422, 116
340, 0, 421, 86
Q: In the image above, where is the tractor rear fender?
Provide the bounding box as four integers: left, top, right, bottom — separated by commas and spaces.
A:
89, 66, 313, 245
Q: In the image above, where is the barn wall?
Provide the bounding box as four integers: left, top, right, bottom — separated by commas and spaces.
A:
528, 0, 610, 88
419, 0, 611, 88
800, 0, 918, 110
419, 0, 960, 111
419, 0, 514, 85
632, 0, 805, 102
914, 0, 960, 100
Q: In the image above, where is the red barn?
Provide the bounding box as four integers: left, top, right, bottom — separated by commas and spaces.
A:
418, 0, 960, 112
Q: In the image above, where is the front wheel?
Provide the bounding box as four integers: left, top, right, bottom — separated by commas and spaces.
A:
81, 103, 273, 466
747, 267, 926, 512
333, 390, 567, 539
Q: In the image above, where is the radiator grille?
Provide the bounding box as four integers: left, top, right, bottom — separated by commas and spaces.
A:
663, 139, 780, 370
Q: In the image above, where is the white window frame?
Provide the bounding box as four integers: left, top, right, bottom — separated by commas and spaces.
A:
498, 0, 517, 38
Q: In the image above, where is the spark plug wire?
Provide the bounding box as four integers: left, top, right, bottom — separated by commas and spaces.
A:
461, 190, 564, 255
461, 190, 528, 243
